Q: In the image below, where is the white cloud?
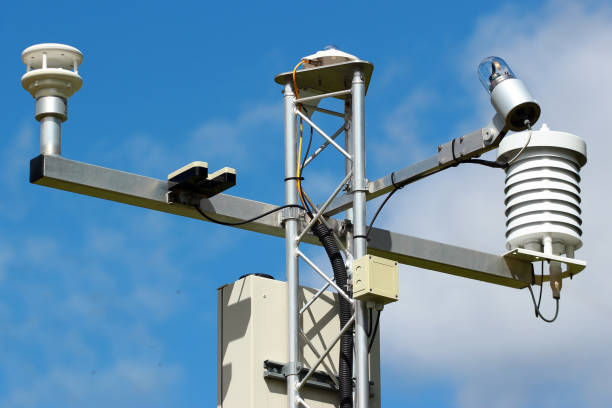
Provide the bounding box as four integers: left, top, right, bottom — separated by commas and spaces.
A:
2, 359, 181, 408
381, 1, 612, 407
373, 88, 434, 168
0, 123, 35, 220
98, 100, 282, 179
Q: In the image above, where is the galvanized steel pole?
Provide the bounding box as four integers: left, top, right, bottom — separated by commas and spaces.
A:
351, 70, 370, 408
283, 82, 300, 408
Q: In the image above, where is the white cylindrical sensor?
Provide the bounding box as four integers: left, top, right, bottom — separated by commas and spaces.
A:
478, 56, 540, 131
497, 124, 587, 256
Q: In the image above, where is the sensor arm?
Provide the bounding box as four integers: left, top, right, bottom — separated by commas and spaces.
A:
321, 114, 508, 217
29, 153, 534, 289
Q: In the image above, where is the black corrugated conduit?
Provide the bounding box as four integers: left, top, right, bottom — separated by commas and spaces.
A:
312, 222, 353, 408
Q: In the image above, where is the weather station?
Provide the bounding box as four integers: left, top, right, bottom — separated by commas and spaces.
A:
21, 43, 587, 408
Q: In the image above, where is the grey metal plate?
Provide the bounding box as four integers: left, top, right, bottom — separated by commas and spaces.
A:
274, 61, 374, 97
503, 248, 587, 283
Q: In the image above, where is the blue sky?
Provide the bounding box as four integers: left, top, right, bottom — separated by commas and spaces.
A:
1, 1, 611, 407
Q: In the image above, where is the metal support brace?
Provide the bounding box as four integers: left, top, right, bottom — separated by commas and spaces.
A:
319, 114, 509, 217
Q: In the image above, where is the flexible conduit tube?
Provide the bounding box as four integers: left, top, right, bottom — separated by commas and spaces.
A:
312, 222, 353, 408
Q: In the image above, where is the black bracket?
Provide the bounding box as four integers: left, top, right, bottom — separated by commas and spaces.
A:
167, 161, 236, 204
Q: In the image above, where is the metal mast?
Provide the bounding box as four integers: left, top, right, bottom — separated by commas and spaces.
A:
276, 58, 376, 408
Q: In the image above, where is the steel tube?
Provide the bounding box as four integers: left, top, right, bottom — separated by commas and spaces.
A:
40, 116, 62, 155
351, 70, 370, 408
296, 312, 356, 391
302, 191, 348, 257
295, 109, 352, 160
299, 328, 340, 388
296, 249, 353, 303
302, 123, 346, 168
284, 82, 300, 408
299, 281, 332, 315
306, 105, 345, 118
296, 171, 352, 243
295, 89, 351, 104
296, 396, 313, 408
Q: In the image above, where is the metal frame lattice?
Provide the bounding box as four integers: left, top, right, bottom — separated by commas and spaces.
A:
281, 62, 374, 408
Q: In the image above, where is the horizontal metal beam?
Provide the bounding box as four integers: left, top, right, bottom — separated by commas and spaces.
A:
29, 154, 533, 289
29, 154, 320, 245
322, 155, 443, 216
367, 227, 532, 289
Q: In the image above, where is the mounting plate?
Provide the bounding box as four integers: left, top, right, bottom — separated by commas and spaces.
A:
274, 60, 374, 97
503, 248, 586, 284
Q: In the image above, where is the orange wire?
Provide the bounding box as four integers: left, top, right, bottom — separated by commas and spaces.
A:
292, 59, 309, 212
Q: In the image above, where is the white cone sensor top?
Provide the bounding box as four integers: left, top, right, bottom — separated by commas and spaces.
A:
21, 43, 83, 99
302, 45, 359, 68
497, 124, 587, 255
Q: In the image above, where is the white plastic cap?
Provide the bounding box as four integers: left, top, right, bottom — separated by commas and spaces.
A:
302, 47, 359, 68
497, 123, 587, 167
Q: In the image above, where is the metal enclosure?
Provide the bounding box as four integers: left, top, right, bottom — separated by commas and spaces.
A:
218, 275, 380, 408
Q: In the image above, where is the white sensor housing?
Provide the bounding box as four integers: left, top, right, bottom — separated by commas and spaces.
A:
21, 43, 84, 156
21, 43, 83, 99
497, 124, 587, 256
302, 46, 358, 68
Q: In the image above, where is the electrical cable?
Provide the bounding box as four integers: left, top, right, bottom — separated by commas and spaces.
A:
368, 310, 380, 353
365, 172, 403, 240
526, 261, 560, 323
366, 308, 373, 337
299, 126, 315, 216
537, 261, 544, 312
311, 222, 353, 408
300, 126, 314, 174
505, 120, 532, 165
194, 204, 304, 226
450, 133, 508, 169
292, 59, 311, 215
461, 158, 508, 169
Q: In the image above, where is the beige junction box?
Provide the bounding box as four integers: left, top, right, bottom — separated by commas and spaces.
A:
218, 275, 381, 408
352, 255, 399, 305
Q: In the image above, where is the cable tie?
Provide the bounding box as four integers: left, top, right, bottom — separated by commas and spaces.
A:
284, 176, 305, 182
450, 138, 460, 167
390, 172, 404, 190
